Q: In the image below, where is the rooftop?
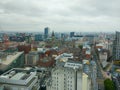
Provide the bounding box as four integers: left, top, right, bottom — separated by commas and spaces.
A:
2, 52, 23, 65
0, 52, 24, 70
0, 68, 37, 85
64, 61, 82, 69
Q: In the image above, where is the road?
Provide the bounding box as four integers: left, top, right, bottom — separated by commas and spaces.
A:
91, 64, 98, 90
92, 46, 105, 90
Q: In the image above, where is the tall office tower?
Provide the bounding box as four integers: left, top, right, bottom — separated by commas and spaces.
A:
113, 31, 120, 60
85, 35, 95, 44
61, 33, 65, 39
70, 32, 75, 37
0, 33, 3, 43
35, 34, 43, 41
44, 27, 50, 39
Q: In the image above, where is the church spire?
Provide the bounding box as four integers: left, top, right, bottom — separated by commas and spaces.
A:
52, 31, 55, 37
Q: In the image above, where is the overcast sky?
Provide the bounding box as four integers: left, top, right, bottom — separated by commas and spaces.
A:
0, 0, 120, 32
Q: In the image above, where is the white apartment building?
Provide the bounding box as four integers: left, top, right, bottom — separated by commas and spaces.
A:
0, 68, 40, 90
46, 61, 91, 90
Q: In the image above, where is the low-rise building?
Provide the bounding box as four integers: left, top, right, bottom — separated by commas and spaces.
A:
82, 43, 91, 60
0, 51, 25, 74
0, 68, 40, 90
99, 50, 108, 68
25, 51, 39, 66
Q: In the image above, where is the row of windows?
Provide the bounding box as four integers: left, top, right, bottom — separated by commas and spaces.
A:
64, 76, 73, 79
54, 71, 74, 76
54, 73, 58, 75
53, 85, 73, 90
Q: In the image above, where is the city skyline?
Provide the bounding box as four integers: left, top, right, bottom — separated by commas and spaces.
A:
0, 0, 120, 32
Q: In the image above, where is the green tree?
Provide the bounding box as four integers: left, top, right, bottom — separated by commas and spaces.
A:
78, 44, 83, 50
104, 78, 115, 90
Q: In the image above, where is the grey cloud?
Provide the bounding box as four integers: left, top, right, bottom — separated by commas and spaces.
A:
0, 0, 120, 32
0, 0, 47, 17
69, 0, 120, 17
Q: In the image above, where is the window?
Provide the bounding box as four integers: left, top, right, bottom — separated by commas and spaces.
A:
4, 86, 12, 90
64, 81, 66, 84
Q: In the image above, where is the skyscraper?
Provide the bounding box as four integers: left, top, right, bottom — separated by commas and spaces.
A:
113, 31, 120, 60
44, 27, 50, 39
70, 32, 75, 37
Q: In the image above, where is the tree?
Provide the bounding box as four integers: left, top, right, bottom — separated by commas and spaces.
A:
78, 44, 83, 50
104, 78, 115, 90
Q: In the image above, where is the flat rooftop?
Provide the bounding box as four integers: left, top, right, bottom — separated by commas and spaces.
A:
2, 52, 23, 65
11, 72, 26, 80
64, 61, 82, 69
0, 68, 36, 85
0, 52, 24, 70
